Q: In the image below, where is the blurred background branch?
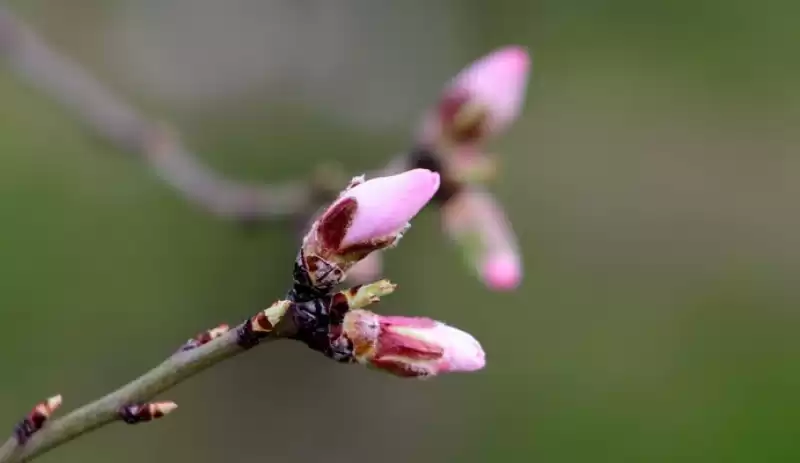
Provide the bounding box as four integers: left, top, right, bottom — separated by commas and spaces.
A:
0, 6, 311, 220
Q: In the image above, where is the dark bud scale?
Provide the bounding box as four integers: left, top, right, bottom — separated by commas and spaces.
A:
288, 290, 357, 363
287, 250, 339, 302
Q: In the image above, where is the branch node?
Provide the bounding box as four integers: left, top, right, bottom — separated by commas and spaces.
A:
288, 250, 338, 302
288, 281, 393, 362
236, 300, 291, 348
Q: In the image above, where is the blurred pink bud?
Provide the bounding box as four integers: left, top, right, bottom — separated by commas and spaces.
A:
442, 188, 523, 291
482, 251, 522, 291
447, 45, 530, 135
343, 310, 485, 378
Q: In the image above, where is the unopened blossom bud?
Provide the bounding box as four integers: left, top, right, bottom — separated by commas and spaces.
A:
419, 46, 531, 146
445, 45, 530, 137
338, 169, 440, 246
298, 169, 439, 291
442, 188, 522, 291
341, 309, 485, 378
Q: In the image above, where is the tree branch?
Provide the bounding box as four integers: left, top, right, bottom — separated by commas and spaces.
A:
0, 6, 312, 220
0, 281, 397, 463
0, 328, 250, 463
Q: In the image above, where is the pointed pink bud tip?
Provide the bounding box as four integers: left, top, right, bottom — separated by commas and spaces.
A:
482, 252, 522, 291
448, 45, 531, 135
339, 169, 440, 247
433, 322, 486, 373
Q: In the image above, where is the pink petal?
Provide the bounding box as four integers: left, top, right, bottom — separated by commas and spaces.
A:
340, 169, 440, 247
449, 45, 531, 134
381, 315, 439, 330
432, 323, 486, 373
481, 252, 522, 291
385, 319, 486, 373
441, 188, 523, 292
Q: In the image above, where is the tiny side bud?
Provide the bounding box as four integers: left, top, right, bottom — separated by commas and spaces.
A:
14, 394, 63, 444
178, 324, 230, 352
120, 402, 178, 425
236, 300, 291, 348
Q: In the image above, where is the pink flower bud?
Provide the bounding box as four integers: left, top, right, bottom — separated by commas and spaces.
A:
311, 169, 439, 254
301, 169, 439, 288
482, 251, 522, 291
447, 45, 530, 135
419, 46, 530, 147
442, 188, 523, 291
342, 309, 486, 378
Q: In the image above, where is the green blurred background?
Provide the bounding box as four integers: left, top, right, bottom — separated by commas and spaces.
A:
2, 1, 799, 462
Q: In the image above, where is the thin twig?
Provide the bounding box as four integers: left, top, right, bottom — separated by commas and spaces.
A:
0, 328, 253, 463
0, 280, 395, 463
0, 6, 311, 220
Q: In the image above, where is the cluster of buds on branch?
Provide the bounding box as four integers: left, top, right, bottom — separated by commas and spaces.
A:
348, 45, 531, 291
284, 169, 485, 375
235, 169, 485, 375
0, 9, 529, 459
0, 168, 487, 463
